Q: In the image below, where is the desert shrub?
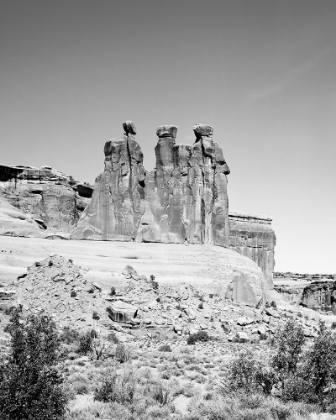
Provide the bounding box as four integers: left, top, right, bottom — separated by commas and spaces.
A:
225, 350, 276, 396
187, 330, 210, 345
94, 368, 135, 404
150, 382, 172, 405
272, 319, 305, 381
302, 322, 336, 410
0, 307, 67, 420
78, 329, 97, 355
107, 331, 119, 344
115, 343, 130, 363
150, 274, 159, 291
92, 311, 100, 320
158, 344, 172, 352
4, 305, 16, 316
59, 326, 80, 344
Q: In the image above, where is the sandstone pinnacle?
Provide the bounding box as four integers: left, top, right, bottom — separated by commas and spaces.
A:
123, 121, 137, 135
156, 125, 178, 138
193, 124, 214, 138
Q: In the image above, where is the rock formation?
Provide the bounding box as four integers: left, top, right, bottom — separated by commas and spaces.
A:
0, 165, 92, 233
72, 122, 231, 247
72, 121, 146, 240
301, 280, 336, 313
0, 196, 47, 238
229, 212, 276, 289
0, 121, 277, 286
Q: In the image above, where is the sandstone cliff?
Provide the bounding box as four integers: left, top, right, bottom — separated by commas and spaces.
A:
72, 122, 231, 247
229, 212, 276, 289
301, 280, 336, 313
0, 165, 92, 233
0, 196, 46, 238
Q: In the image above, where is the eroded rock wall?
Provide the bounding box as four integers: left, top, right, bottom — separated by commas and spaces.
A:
72, 122, 231, 247
72, 121, 147, 240
229, 212, 276, 289
301, 281, 336, 313
0, 165, 92, 233
136, 124, 230, 246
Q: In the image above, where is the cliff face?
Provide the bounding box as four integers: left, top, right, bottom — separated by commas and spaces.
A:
72, 121, 147, 240
301, 281, 336, 313
72, 122, 231, 247
0, 165, 92, 233
229, 212, 276, 289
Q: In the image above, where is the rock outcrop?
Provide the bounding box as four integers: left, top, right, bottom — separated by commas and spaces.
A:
0, 165, 92, 233
0, 196, 47, 238
72, 122, 231, 247
229, 212, 276, 289
72, 121, 146, 240
301, 280, 336, 313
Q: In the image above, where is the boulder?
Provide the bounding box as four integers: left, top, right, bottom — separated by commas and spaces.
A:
237, 316, 255, 326
106, 300, 138, 323
226, 272, 268, 307
123, 120, 137, 135
156, 125, 178, 138
193, 124, 214, 138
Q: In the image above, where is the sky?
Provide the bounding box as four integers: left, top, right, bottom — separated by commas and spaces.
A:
1, 0, 335, 274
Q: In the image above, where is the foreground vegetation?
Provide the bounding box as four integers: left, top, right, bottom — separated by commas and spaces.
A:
1, 307, 336, 419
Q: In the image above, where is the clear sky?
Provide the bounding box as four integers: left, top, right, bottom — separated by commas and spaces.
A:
1, 0, 335, 274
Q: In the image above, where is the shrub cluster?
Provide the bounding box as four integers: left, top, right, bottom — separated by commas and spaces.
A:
226, 319, 336, 412
187, 330, 210, 345
0, 307, 67, 420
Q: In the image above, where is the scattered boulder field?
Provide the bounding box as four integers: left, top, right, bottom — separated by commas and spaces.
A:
0, 242, 328, 348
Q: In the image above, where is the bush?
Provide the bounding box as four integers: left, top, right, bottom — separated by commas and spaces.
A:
92, 311, 100, 320
0, 307, 67, 420
94, 368, 135, 404
78, 329, 98, 355
59, 326, 80, 344
151, 382, 171, 405
150, 274, 159, 291
115, 344, 130, 363
158, 344, 172, 352
303, 322, 336, 409
272, 319, 305, 381
187, 330, 210, 345
107, 332, 119, 344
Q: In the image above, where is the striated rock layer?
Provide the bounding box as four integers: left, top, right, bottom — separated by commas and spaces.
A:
0, 196, 47, 238
301, 281, 336, 313
229, 212, 276, 289
0, 165, 93, 233
72, 122, 231, 247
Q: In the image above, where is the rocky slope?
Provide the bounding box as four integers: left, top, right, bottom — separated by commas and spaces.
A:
0, 164, 92, 234
0, 251, 322, 343
0, 236, 268, 307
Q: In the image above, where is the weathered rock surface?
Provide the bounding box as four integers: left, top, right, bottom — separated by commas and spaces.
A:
0, 196, 47, 238
72, 124, 146, 240
229, 212, 276, 289
273, 272, 336, 306
0, 165, 92, 233
0, 236, 268, 307
301, 280, 336, 313
72, 122, 231, 247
